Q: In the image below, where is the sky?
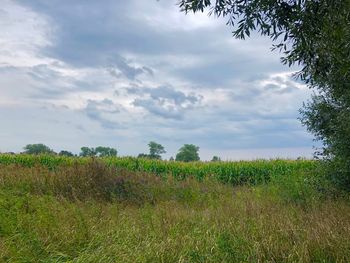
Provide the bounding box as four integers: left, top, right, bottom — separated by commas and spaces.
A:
0, 0, 316, 160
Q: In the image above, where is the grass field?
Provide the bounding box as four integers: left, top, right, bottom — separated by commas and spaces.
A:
0, 156, 349, 262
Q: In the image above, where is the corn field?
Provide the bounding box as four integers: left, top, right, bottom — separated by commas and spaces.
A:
0, 154, 317, 185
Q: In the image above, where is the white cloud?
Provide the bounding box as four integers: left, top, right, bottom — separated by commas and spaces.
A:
130, 1, 221, 32
0, 0, 54, 67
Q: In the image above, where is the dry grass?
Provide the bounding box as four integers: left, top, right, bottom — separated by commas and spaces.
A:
0, 160, 349, 262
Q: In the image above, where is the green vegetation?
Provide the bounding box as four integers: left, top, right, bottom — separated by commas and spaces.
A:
80, 146, 117, 157
175, 144, 200, 162
79, 147, 96, 157
0, 154, 317, 186
21, 144, 118, 158
138, 141, 166, 160
95, 146, 118, 157
0, 159, 349, 262
23, 143, 54, 155
58, 150, 75, 157
148, 141, 166, 159
211, 156, 221, 162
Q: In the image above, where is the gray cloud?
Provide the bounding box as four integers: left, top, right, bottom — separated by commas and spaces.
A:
0, 0, 316, 159
83, 99, 123, 129
128, 85, 200, 103
133, 99, 184, 119
108, 56, 154, 80
15, 1, 281, 75
264, 76, 300, 94
129, 85, 202, 119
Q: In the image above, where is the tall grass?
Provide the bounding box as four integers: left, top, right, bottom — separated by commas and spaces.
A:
0, 160, 349, 262
0, 161, 222, 206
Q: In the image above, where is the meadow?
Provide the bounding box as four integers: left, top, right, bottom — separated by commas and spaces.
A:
0, 155, 349, 262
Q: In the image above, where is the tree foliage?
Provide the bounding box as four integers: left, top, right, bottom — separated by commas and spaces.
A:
148, 141, 166, 159
138, 141, 166, 159
23, 144, 54, 155
137, 153, 149, 159
95, 146, 118, 157
58, 150, 75, 157
80, 147, 117, 157
176, 144, 200, 162
211, 156, 221, 162
178, 0, 350, 189
80, 147, 96, 157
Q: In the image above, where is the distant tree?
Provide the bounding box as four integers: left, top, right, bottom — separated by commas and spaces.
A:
137, 153, 149, 159
95, 146, 117, 157
175, 144, 200, 162
23, 144, 54, 155
58, 150, 75, 157
148, 141, 166, 159
79, 147, 96, 157
211, 156, 221, 162
169, 156, 175, 161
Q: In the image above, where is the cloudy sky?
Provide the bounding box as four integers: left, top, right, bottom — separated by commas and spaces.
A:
0, 0, 316, 160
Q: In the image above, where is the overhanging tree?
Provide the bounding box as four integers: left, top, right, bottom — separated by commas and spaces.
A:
178, 0, 350, 189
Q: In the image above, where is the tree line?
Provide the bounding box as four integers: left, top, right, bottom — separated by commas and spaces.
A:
12, 142, 221, 162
